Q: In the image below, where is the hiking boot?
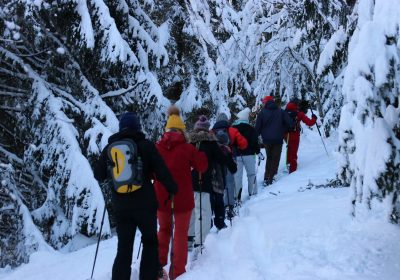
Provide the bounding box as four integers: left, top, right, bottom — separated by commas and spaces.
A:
158, 267, 168, 280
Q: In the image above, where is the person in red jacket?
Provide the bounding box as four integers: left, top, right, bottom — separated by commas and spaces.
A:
154, 106, 208, 279
285, 99, 317, 173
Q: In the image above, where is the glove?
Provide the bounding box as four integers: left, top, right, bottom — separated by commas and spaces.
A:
312, 114, 317, 119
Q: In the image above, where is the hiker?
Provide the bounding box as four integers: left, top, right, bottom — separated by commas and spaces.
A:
212, 112, 247, 215
255, 96, 293, 186
188, 115, 237, 249
93, 112, 178, 280
154, 106, 208, 279
211, 126, 237, 228
285, 98, 317, 173
232, 107, 260, 199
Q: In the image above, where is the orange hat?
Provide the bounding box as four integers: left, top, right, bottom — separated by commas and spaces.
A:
262, 96, 274, 104
165, 105, 186, 131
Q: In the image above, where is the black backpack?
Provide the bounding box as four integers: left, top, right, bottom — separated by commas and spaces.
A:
286, 110, 300, 132
106, 139, 143, 193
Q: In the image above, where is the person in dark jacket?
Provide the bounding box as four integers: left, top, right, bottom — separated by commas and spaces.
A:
233, 107, 261, 198
188, 115, 237, 248
94, 112, 178, 280
154, 106, 208, 279
255, 96, 292, 185
212, 112, 246, 215
285, 99, 317, 173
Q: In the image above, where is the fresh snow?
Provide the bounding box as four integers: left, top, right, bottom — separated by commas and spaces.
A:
2, 129, 399, 280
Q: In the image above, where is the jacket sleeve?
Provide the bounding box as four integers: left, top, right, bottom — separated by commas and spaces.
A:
255, 112, 263, 136
93, 148, 108, 182
229, 127, 248, 150
210, 142, 237, 174
298, 112, 317, 126
190, 145, 208, 173
147, 141, 178, 195
250, 127, 260, 154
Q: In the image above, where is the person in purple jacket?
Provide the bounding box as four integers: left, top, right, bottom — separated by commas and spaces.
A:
255, 96, 293, 186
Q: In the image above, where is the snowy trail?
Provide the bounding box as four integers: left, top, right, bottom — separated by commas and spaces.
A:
2, 130, 399, 280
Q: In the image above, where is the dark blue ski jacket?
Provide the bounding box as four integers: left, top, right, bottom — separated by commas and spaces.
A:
255, 100, 293, 144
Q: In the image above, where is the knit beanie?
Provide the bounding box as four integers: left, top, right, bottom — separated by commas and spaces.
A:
216, 112, 229, 122
236, 108, 250, 121
262, 96, 274, 104
165, 105, 186, 131
194, 115, 210, 131
119, 112, 141, 132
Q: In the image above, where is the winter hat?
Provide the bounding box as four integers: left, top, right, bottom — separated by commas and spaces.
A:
216, 112, 229, 122
262, 96, 274, 104
194, 115, 210, 131
236, 108, 251, 121
215, 130, 229, 145
165, 105, 186, 131
119, 112, 141, 132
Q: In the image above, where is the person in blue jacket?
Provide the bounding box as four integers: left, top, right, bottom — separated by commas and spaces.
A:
255, 96, 293, 185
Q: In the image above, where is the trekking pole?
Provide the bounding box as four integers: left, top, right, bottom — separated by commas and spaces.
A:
226, 178, 233, 227
136, 241, 142, 259
253, 153, 264, 191
170, 196, 175, 279
310, 108, 329, 157
286, 134, 290, 173
199, 173, 203, 254
90, 205, 107, 280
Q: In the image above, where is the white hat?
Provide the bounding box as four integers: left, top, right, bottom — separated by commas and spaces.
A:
237, 108, 250, 121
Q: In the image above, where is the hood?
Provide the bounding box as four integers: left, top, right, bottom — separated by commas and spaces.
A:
286, 102, 298, 111
264, 100, 278, 110
189, 130, 217, 144
157, 131, 186, 150
212, 120, 229, 130
108, 129, 145, 144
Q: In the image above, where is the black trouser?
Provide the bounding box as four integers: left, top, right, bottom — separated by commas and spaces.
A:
264, 144, 283, 183
210, 192, 226, 230
112, 208, 159, 280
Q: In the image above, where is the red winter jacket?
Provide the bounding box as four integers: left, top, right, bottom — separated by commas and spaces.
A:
286, 102, 317, 134
228, 126, 248, 150
155, 131, 208, 212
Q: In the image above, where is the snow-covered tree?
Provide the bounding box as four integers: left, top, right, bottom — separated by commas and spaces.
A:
338, 0, 400, 223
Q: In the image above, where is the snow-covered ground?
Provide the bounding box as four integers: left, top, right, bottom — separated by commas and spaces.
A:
1, 129, 399, 280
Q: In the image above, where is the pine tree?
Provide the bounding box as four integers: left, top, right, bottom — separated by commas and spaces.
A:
338, 0, 400, 223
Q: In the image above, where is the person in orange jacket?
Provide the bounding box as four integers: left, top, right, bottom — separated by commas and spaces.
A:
285, 99, 317, 173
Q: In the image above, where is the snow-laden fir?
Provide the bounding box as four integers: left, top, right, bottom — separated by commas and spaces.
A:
1, 130, 399, 280
0, 0, 399, 276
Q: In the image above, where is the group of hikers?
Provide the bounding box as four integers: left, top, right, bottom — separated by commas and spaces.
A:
93, 95, 317, 280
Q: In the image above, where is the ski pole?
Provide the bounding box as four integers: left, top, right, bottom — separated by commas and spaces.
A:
170, 196, 175, 279
310, 108, 329, 157
286, 133, 290, 173
90, 205, 107, 279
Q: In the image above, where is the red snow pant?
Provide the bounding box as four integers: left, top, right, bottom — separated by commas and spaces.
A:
286, 132, 300, 173
157, 209, 192, 279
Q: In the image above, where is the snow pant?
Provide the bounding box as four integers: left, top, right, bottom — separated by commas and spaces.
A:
264, 144, 283, 183
112, 208, 159, 280
286, 132, 300, 173
234, 155, 257, 197
224, 171, 236, 206
157, 209, 192, 279
193, 192, 212, 246
210, 191, 226, 230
